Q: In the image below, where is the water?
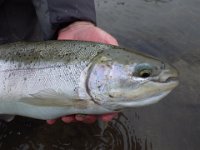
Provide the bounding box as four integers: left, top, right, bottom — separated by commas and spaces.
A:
0, 0, 200, 149
0, 114, 144, 150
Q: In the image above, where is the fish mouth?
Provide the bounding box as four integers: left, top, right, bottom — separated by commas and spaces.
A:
161, 77, 178, 83
107, 78, 179, 109
152, 76, 179, 84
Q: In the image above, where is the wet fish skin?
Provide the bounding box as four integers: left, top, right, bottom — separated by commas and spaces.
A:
0, 40, 179, 121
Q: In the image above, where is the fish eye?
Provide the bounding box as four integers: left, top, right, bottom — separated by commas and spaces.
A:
138, 69, 152, 78
135, 63, 153, 78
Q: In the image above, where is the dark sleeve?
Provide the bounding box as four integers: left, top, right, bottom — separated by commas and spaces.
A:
32, 0, 96, 40
48, 0, 96, 29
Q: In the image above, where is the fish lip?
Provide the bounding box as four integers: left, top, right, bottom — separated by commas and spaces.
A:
152, 77, 178, 84
162, 77, 178, 83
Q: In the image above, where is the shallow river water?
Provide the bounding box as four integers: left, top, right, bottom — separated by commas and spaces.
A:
0, 0, 200, 150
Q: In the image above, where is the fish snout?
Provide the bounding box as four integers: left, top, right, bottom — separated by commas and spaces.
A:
158, 63, 179, 83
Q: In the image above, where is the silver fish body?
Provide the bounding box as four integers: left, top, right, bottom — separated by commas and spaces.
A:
0, 40, 178, 120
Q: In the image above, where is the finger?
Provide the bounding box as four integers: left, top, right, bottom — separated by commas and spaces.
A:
46, 119, 56, 125
57, 34, 73, 40
61, 115, 77, 123
95, 28, 118, 46
104, 34, 119, 46
75, 114, 97, 124
98, 113, 118, 122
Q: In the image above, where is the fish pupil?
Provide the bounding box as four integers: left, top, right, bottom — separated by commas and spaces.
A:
141, 72, 150, 78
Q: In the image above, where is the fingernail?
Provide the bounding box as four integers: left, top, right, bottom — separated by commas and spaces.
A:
83, 116, 97, 124
46, 119, 56, 125
75, 114, 87, 121
62, 117, 76, 123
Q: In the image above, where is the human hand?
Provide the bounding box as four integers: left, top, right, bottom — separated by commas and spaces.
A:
57, 21, 118, 45
47, 21, 118, 125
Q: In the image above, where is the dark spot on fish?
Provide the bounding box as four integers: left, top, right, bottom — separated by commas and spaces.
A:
24, 77, 27, 81
106, 64, 112, 68
97, 85, 101, 90
96, 51, 101, 54
109, 94, 114, 98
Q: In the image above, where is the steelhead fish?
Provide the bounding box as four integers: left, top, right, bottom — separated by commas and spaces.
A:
0, 40, 178, 121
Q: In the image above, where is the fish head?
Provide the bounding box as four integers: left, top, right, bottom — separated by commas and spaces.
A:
88, 46, 179, 110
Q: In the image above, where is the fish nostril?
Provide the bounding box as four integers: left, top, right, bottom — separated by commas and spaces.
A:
161, 63, 165, 69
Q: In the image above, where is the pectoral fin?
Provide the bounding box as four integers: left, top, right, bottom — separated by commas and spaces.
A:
18, 89, 89, 108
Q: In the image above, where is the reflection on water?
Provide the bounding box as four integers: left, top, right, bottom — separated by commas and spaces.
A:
0, 113, 153, 150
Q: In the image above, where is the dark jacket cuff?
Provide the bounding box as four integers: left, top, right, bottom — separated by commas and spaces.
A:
47, 0, 96, 30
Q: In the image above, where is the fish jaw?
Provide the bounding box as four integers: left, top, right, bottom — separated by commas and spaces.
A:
102, 79, 178, 109
104, 91, 171, 108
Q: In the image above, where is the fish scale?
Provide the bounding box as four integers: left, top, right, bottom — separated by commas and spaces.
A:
0, 41, 104, 99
